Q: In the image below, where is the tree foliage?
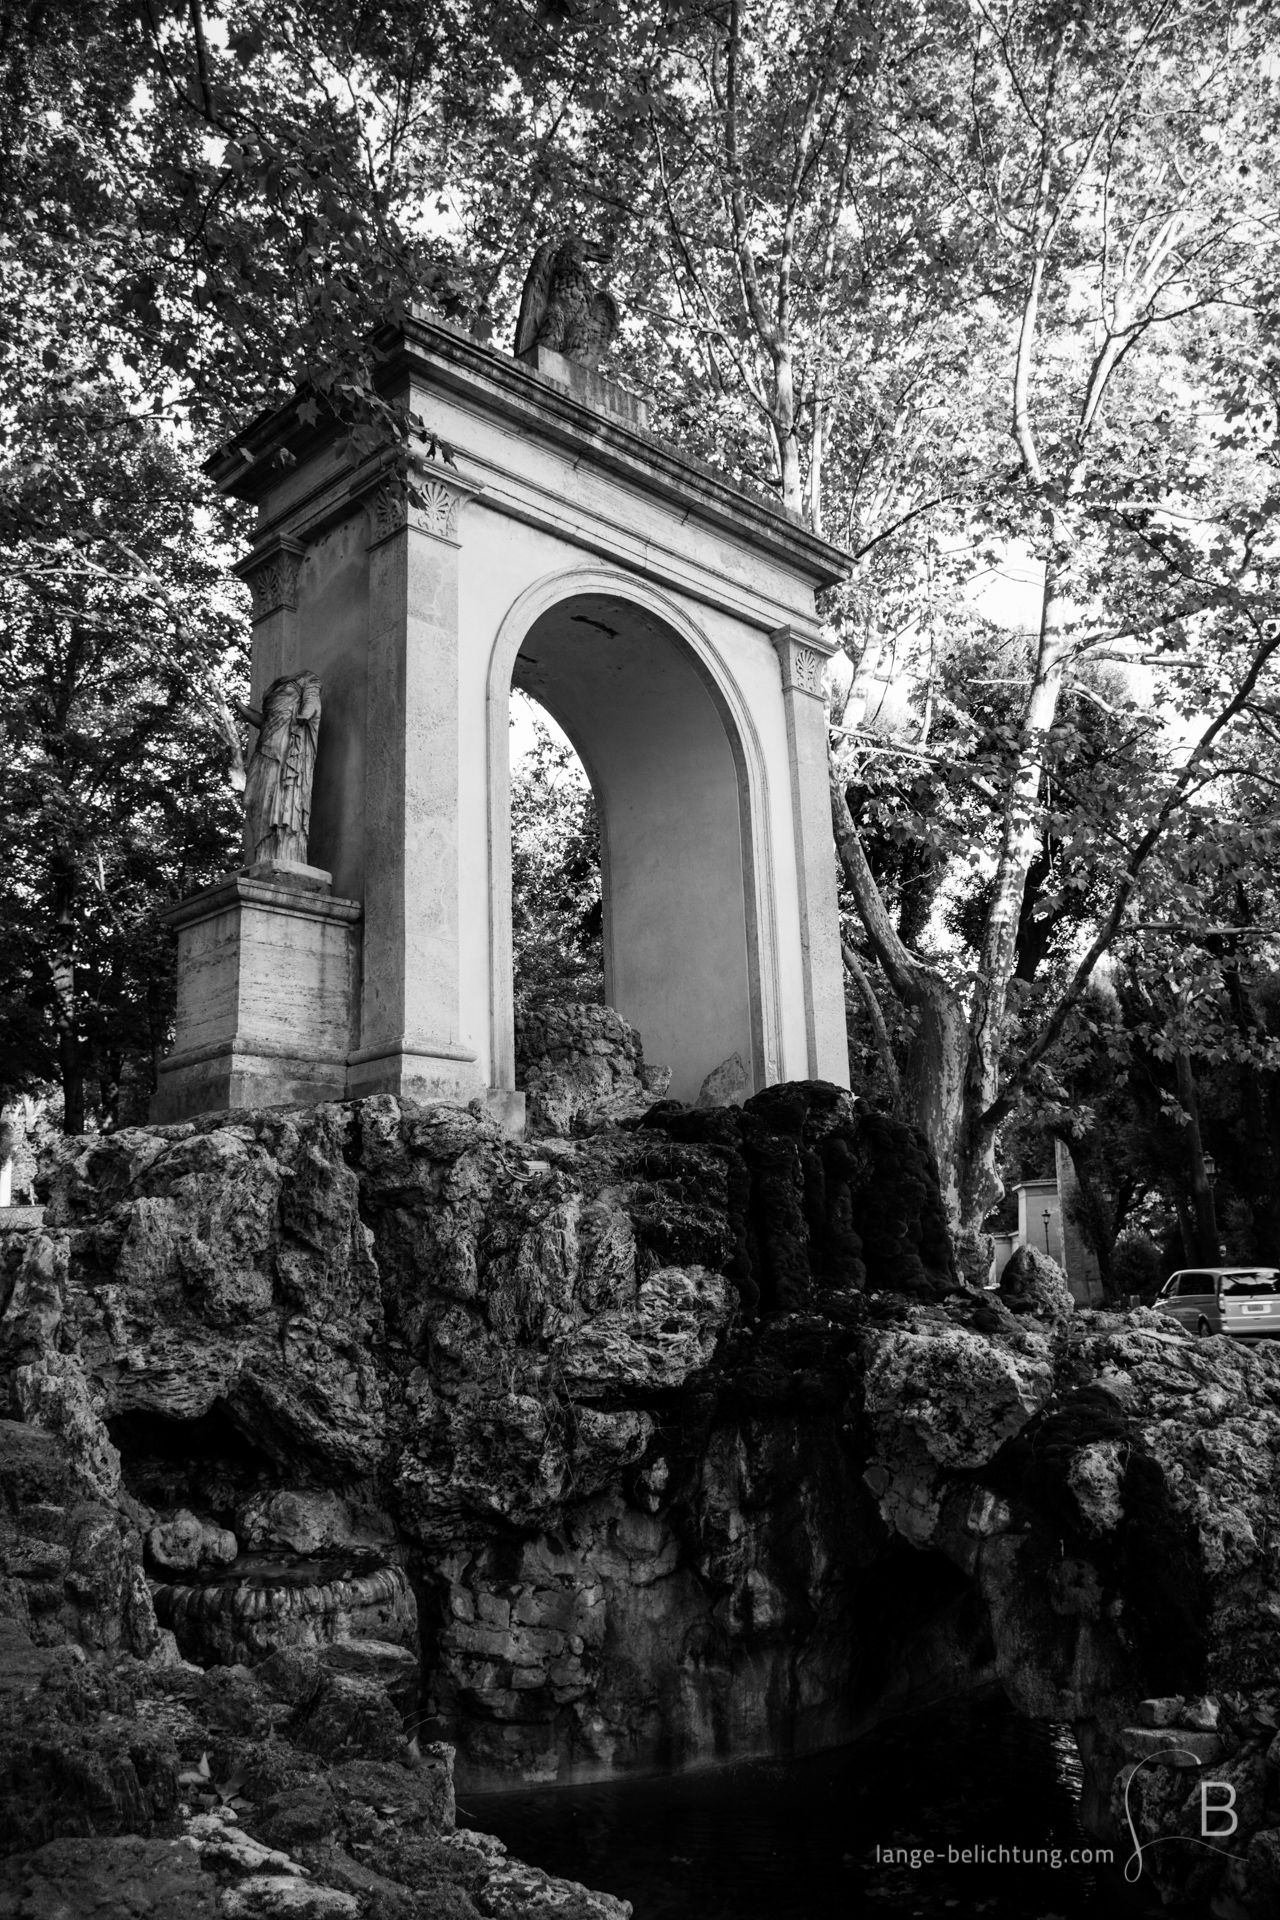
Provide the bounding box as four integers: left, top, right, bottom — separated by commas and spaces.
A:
510, 704, 604, 1011
0, 376, 242, 1125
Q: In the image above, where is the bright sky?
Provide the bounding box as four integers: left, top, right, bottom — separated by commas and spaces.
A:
510, 687, 584, 775
964, 542, 1046, 634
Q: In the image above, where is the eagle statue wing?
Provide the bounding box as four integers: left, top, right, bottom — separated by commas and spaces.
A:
587, 285, 619, 360
514, 241, 557, 357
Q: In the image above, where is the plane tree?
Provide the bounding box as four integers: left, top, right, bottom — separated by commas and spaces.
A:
826, 0, 1280, 1274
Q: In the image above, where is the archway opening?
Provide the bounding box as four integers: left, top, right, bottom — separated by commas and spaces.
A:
510, 692, 604, 1008
507, 591, 760, 1106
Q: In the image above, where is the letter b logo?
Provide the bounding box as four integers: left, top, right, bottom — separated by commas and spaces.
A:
1201, 1782, 1237, 1838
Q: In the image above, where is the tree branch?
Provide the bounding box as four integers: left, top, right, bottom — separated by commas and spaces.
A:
842, 942, 903, 1108
981, 618, 1280, 1134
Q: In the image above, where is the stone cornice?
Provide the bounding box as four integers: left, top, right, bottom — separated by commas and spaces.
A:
207, 318, 852, 595
161, 874, 363, 933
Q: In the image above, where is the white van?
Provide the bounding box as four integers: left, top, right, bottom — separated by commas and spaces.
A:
1156, 1267, 1280, 1339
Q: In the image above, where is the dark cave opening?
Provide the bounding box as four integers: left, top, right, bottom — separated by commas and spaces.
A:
850, 1541, 997, 1728
107, 1402, 280, 1527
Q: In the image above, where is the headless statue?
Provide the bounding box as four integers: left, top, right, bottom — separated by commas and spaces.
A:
237, 672, 322, 868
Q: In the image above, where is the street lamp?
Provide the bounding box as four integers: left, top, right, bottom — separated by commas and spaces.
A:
1042, 1208, 1052, 1253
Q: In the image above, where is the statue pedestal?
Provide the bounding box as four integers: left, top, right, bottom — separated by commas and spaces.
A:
516, 344, 650, 429
150, 870, 361, 1124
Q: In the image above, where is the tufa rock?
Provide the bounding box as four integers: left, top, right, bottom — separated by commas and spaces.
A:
515, 1001, 670, 1136
0, 1836, 219, 1918
997, 1243, 1075, 1326
10, 1086, 1280, 1912
1119, 1726, 1224, 1767
147, 1509, 238, 1574
235, 1490, 394, 1558
696, 1052, 750, 1108
1137, 1696, 1185, 1728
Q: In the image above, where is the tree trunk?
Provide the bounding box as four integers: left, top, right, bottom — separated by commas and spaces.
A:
1248, 1072, 1280, 1265
772, 342, 803, 516
808, 396, 825, 535
100, 1050, 123, 1130
1175, 1049, 1220, 1264
841, 943, 902, 1112
830, 772, 969, 1223
1172, 1192, 1195, 1266
50, 860, 84, 1135
1058, 1134, 1117, 1300
957, 563, 1070, 1237
1220, 959, 1280, 1264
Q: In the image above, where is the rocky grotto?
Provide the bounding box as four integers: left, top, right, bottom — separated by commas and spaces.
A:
5, 1037, 1280, 1915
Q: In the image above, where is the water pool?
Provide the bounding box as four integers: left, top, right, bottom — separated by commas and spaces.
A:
461, 1697, 1173, 1919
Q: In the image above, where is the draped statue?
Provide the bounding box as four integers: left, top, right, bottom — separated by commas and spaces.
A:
237, 672, 322, 868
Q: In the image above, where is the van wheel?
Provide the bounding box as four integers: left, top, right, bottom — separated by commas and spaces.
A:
1197, 1317, 1212, 1337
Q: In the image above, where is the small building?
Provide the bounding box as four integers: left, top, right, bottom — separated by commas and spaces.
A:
989, 1151, 1103, 1306
989, 1231, 1017, 1287
1017, 1177, 1063, 1267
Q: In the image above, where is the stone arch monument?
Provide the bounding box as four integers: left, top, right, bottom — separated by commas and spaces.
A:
153, 320, 851, 1126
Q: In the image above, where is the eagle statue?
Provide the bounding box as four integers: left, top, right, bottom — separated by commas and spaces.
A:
514, 234, 619, 370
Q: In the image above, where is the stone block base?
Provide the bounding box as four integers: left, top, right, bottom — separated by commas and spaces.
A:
153, 1048, 350, 1124
151, 871, 361, 1125
482, 1089, 527, 1138
153, 875, 530, 1133
345, 1041, 481, 1107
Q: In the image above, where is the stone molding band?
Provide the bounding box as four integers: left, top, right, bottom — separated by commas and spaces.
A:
158, 1035, 479, 1076
162, 877, 363, 934
347, 1037, 480, 1067
157, 1039, 352, 1075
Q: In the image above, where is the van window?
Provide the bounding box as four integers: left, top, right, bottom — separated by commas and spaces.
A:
1176, 1272, 1212, 1295
1221, 1272, 1280, 1296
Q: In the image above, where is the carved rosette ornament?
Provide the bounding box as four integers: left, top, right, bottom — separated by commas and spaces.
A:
416, 478, 463, 540
366, 483, 409, 547
237, 540, 304, 623
771, 627, 832, 701
361, 463, 482, 551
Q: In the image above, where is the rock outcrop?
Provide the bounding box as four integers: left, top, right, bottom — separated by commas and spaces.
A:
3, 1081, 1280, 1913
0, 1414, 627, 1918
514, 1002, 671, 1136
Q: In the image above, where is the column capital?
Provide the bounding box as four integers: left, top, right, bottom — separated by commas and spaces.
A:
234, 536, 306, 623
355, 456, 484, 551
771, 625, 837, 701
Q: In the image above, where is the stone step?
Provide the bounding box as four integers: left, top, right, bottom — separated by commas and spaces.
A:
318, 1639, 419, 1684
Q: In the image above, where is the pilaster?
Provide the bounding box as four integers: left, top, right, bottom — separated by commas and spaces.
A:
348, 460, 486, 1104
771, 626, 849, 1087
234, 535, 306, 707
